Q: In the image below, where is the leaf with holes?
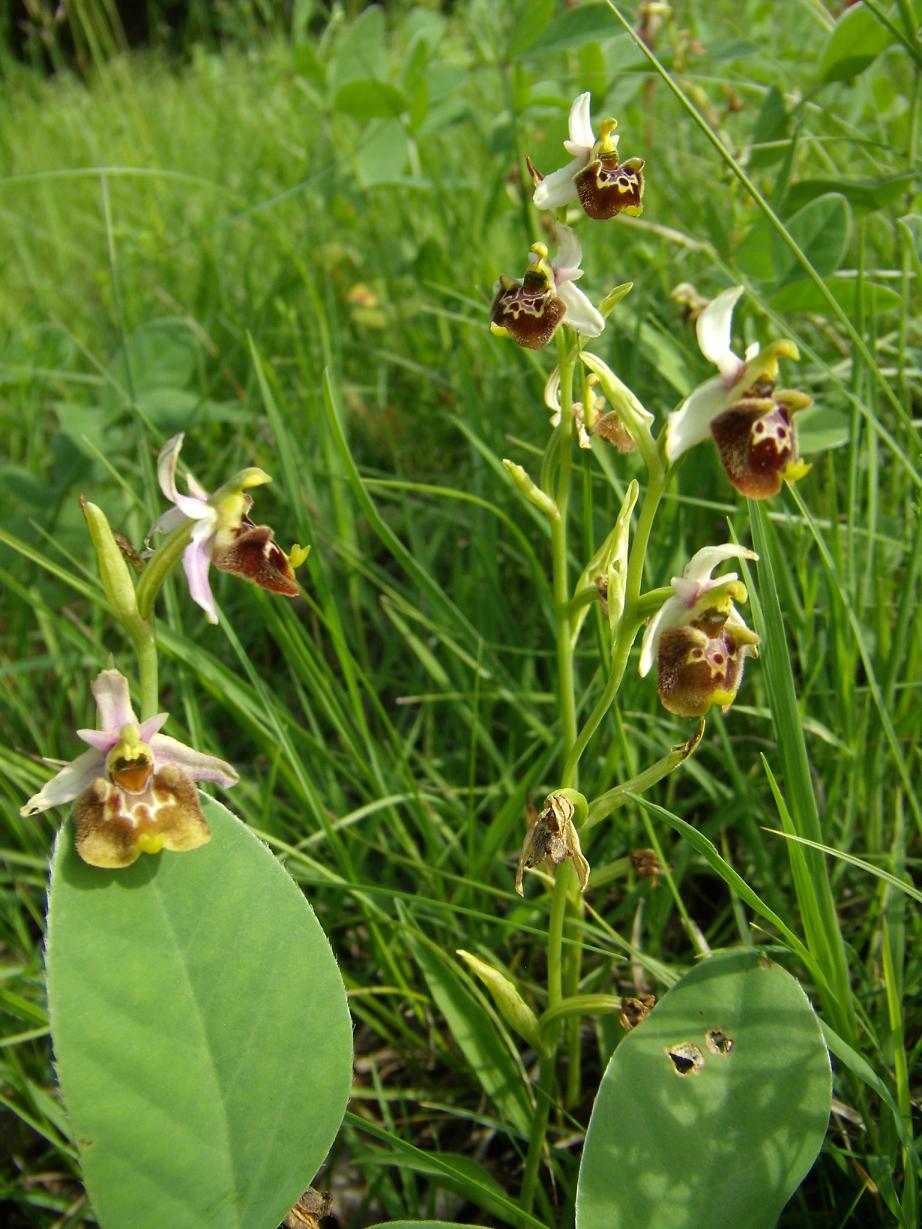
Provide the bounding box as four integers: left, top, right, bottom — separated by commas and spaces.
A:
46, 796, 352, 1229
576, 950, 831, 1229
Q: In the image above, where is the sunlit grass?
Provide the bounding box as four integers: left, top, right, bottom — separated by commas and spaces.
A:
1, 0, 919, 1224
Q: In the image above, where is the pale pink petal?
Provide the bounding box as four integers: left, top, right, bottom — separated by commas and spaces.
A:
183, 519, 218, 623
91, 669, 138, 732
20, 748, 104, 816
533, 158, 583, 210
156, 433, 213, 521
139, 712, 170, 742
150, 734, 238, 788
565, 92, 594, 154
75, 729, 119, 754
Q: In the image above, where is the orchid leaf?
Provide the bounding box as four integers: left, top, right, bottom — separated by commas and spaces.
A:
46, 796, 352, 1229
576, 950, 831, 1229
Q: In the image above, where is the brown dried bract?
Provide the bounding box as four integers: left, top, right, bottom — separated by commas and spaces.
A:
515, 792, 590, 896
630, 847, 662, 887
619, 993, 656, 1032
284, 1187, 332, 1229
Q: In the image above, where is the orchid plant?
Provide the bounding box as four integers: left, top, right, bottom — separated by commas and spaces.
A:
20, 432, 352, 1228
470, 89, 821, 1220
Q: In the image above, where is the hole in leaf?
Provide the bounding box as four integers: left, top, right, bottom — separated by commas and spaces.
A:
665, 1042, 704, 1076
705, 1027, 734, 1056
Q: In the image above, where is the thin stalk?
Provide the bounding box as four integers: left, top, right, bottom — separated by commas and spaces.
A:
521, 335, 578, 1218
132, 624, 159, 721
562, 467, 666, 785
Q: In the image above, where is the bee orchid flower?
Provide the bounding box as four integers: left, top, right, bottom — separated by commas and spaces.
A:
490, 224, 604, 349
21, 669, 238, 868
531, 92, 645, 220
640, 545, 761, 718
664, 287, 812, 498
147, 433, 308, 624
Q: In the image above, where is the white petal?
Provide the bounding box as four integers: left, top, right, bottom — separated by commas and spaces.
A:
156, 432, 212, 521
663, 375, 734, 463
552, 223, 583, 285
682, 544, 758, 586
565, 92, 594, 154
697, 286, 744, 380
558, 281, 604, 338
544, 366, 561, 413
91, 669, 138, 732
533, 158, 582, 210
638, 595, 684, 677
20, 748, 104, 816
150, 734, 238, 788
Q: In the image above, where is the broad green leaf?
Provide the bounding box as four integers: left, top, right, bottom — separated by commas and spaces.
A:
333, 80, 408, 119
355, 119, 411, 187
784, 172, 917, 214
576, 950, 831, 1229
769, 276, 900, 316
749, 85, 789, 169
796, 406, 851, 454
329, 4, 388, 93
102, 318, 200, 416
403, 932, 533, 1137
514, 2, 617, 57
774, 193, 850, 284
506, 0, 556, 57
818, 3, 895, 83
46, 797, 352, 1229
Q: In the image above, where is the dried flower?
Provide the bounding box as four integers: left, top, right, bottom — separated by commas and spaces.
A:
515, 792, 590, 896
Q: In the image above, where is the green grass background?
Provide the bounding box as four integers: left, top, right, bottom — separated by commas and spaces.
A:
0, 0, 919, 1225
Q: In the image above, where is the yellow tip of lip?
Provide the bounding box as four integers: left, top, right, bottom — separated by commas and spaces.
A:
289, 543, 310, 569
137, 831, 164, 855
490, 322, 511, 339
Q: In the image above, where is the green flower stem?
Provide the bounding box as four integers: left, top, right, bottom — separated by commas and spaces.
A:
136, 521, 194, 624
131, 622, 159, 722
538, 993, 623, 1033
521, 334, 579, 1219
561, 469, 666, 786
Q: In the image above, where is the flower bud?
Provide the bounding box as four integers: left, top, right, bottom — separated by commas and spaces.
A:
81, 498, 143, 631
457, 950, 543, 1054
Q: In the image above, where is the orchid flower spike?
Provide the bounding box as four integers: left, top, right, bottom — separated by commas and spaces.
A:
21, 669, 238, 868
664, 287, 812, 498
531, 92, 645, 220
639, 545, 761, 718
147, 434, 309, 623
490, 224, 604, 349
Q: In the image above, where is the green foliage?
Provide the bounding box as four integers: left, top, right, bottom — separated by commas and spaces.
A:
576, 951, 831, 1229
46, 798, 352, 1228
0, 0, 919, 1224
